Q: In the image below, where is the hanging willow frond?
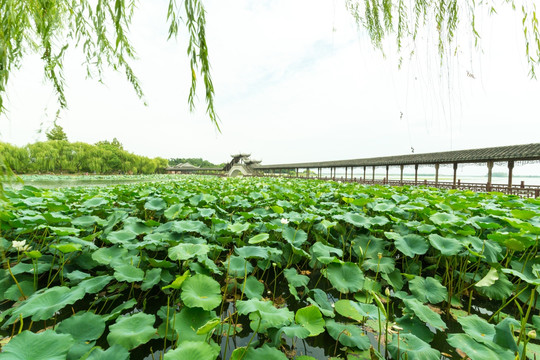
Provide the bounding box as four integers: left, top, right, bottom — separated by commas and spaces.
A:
0, 0, 219, 130
345, 0, 540, 78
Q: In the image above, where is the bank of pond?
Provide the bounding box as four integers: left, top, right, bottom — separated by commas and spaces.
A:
0, 176, 538, 359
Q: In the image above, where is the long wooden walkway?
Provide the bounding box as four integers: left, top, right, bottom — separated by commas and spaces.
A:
255, 143, 540, 197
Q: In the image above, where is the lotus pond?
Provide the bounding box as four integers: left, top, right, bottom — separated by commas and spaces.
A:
0, 176, 539, 359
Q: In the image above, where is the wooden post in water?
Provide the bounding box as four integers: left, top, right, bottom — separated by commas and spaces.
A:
363, 166, 366, 182
414, 164, 419, 186
372, 166, 375, 182
508, 161, 514, 193
351, 167, 354, 180
487, 161, 494, 191
435, 164, 440, 186
453, 163, 458, 189
400, 165, 404, 185
386, 165, 389, 185
296, 168, 299, 178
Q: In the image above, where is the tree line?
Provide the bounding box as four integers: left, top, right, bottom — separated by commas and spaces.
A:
168, 158, 224, 168
0, 139, 168, 175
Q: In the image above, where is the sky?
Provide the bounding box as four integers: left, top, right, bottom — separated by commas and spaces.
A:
1, 0, 539, 174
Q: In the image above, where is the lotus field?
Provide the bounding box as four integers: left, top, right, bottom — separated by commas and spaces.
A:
0, 176, 539, 359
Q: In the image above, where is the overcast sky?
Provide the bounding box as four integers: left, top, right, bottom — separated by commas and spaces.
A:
1, 0, 539, 169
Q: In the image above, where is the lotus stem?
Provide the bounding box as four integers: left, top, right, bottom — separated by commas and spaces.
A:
240, 315, 261, 360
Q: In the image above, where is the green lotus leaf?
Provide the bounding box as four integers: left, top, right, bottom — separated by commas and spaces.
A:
0, 330, 75, 360
457, 314, 495, 344
241, 276, 264, 299
447, 334, 514, 360
49, 226, 81, 236
417, 223, 437, 233
196, 318, 221, 335
284, 268, 309, 300
4, 280, 35, 301
168, 243, 209, 261
56, 312, 106, 341
334, 299, 382, 321
395, 234, 429, 258
113, 264, 144, 283
325, 319, 371, 349
342, 212, 371, 228
170, 220, 210, 234
50, 242, 82, 253
172, 306, 217, 343
403, 298, 447, 330
278, 324, 311, 339
310, 242, 343, 264
307, 288, 335, 317
325, 262, 364, 293
388, 333, 440, 360
82, 197, 108, 208
145, 197, 167, 211
91, 246, 128, 266
382, 268, 404, 291
42, 211, 71, 224
123, 217, 153, 234
510, 209, 537, 220
102, 299, 137, 322
164, 203, 184, 220
230, 345, 288, 360
248, 233, 269, 244
181, 274, 222, 310
228, 222, 250, 234
409, 276, 448, 304
352, 234, 386, 259
362, 256, 395, 274
475, 271, 513, 300
107, 312, 156, 350
7, 286, 86, 324
164, 341, 220, 360
429, 212, 462, 225
395, 314, 434, 343
235, 246, 281, 259
189, 193, 217, 206
237, 299, 294, 331
141, 268, 162, 291
72, 215, 100, 228
295, 306, 325, 336
76, 275, 113, 294
475, 267, 498, 287
282, 227, 308, 247
428, 234, 463, 256
224, 256, 254, 277
84, 344, 129, 360
107, 230, 136, 244
392, 194, 409, 203
162, 270, 190, 290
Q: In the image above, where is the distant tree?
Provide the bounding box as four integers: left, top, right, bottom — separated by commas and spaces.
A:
169, 157, 221, 168
46, 124, 68, 141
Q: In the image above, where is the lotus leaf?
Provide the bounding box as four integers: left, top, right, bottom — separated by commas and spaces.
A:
144, 197, 167, 211
325, 262, 364, 293
295, 306, 325, 336
91, 246, 128, 266
342, 212, 371, 228
83, 345, 129, 360
107, 312, 156, 350
283, 268, 309, 300
230, 344, 288, 360
162, 270, 190, 290
0, 330, 75, 360
168, 243, 209, 261
334, 299, 382, 321
388, 333, 440, 360
282, 227, 308, 247
394, 234, 429, 258
235, 245, 281, 259
428, 234, 462, 256
181, 274, 222, 310
228, 222, 250, 234
6, 286, 85, 324
224, 255, 254, 277
395, 314, 434, 343
164, 341, 220, 360
113, 264, 144, 283
77, 275, 113, 294
457, 314, 496, 344
307, 288, 335, 317
196, 318, 221, 335
310, 242, 343, 264
403, 298, 447, 330
72, 215, 100, 227
237, 299, 294, 331
325, 319, 371, 349
447, 333, 514, 360
475, 271, 513, 300
409, 276, 447, 304
82, 197, 108, 207
278, 324, 311, 339
241, 276, 264, 299
172, 306, 217, 343
141, 268, 162, 290
362, 256, 395, 274
56, 312, 106, 341
429, 212, 462, 225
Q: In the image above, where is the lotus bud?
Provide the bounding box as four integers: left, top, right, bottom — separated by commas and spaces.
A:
377, 252, 383, 260
385, 287, 391, 297
528, 330, 536, 339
